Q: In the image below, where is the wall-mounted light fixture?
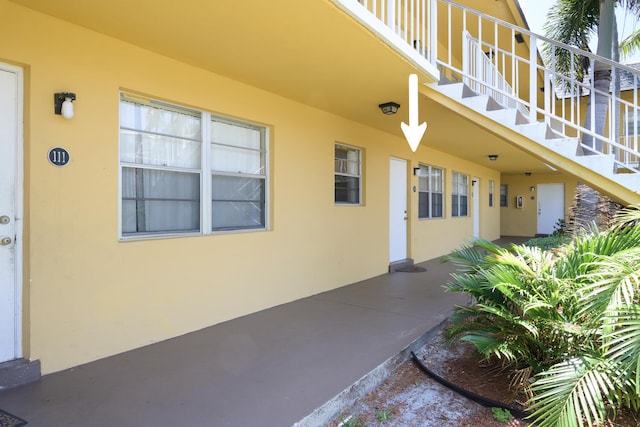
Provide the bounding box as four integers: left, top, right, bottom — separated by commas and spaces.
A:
413, 167, 421, 176
54, 92, 76, 119
525, 171, 532, 176
378, 102, 400, 115
514, 33, 525, 44
488, 154, 498, 161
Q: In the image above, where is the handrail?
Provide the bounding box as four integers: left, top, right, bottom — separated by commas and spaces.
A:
335, 0, 640, 176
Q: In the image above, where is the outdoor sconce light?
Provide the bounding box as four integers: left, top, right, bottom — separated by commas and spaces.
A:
54, 92, 76, 119
378, 102, 400, 115
413, 167, 421, 176
488, 154, 498, 161
514, 33, 525, 44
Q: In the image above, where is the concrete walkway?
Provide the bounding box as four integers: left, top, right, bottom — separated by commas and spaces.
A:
0, 237, 528, 427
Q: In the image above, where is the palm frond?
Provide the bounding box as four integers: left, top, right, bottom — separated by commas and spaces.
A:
529, 357, 620, 427
620, 27, 640, 57
578, 248, 640, 318
602, 306, 640, 394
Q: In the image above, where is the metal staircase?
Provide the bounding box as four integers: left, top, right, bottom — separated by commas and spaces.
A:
333, 0, 640, 204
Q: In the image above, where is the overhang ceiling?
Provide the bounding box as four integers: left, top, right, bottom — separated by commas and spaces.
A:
10, 0, 556, 174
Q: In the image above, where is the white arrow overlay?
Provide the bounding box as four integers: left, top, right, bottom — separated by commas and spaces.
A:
400, 74, 427, 152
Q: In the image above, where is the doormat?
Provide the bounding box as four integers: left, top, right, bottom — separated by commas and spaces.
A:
396, 265, 427, 273
0, 409, 27, 427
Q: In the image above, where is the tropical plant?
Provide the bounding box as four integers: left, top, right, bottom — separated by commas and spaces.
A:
444, 204, 640, 426
544, 0, 640, 154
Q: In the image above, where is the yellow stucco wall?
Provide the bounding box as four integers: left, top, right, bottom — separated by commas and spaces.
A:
1, 1, 500, 373
410, 155, 501, 261
500, 173, 578, 236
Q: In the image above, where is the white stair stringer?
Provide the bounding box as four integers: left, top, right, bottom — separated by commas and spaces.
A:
427, 80, 639, 200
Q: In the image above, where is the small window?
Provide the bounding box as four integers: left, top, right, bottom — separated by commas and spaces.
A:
418, 164, 444, 219
451, 172, 468, 217
489, 180, 495, 207
500, 184, 508, 207
335, 144, 361, 204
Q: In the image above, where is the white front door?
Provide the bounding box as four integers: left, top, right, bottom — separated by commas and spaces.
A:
472, 177, 480, 238
0, 63, 22, 363
389, 158, 407, 263
537, 183, 565, 235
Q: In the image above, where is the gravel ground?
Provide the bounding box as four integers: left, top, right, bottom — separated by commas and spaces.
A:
327, 329, 526, 427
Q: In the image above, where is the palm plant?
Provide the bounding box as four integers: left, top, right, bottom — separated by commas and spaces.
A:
444, 240, 586, 373
544, 0, 640, 154
444, 205, 640, 426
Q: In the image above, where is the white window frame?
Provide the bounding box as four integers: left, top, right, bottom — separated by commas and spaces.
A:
417, 164, 444, 219
118, 93, 269, 239
451, 171, 469, 217
334, 143, 362, 205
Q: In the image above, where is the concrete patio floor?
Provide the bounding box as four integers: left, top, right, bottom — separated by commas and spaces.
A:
0, 237, 529, 427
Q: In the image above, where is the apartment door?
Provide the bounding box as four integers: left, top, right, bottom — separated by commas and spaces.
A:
537, 183, 565, 235
0, 63, 22, 362
472, 177, 480, 238
389, 158, 407, 263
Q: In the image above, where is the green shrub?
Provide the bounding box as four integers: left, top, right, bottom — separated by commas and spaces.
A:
444, 205, 640, 427
523, 234, 570, 250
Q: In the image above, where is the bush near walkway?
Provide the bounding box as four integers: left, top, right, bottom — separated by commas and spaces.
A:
443, 205, 640, 427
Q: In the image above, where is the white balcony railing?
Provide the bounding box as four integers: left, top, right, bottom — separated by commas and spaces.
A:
336, 0, 640, 175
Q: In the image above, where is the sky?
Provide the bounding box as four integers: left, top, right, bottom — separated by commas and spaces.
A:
518, 0, 640, 64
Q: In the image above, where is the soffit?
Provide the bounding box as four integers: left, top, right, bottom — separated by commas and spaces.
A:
11, 0, 553, 174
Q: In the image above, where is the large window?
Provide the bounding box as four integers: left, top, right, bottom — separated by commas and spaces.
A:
418, 164, 444, 219
119, 94, 268, 238
334, 144, 361, 204
451, 171, 469, 217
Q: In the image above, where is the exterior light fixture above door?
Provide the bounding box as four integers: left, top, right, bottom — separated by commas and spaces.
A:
54, 92, 76, 119
378, 102, 400, 115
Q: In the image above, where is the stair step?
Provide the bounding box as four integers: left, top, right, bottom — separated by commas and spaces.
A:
434, 82, 478, 101
538, 137, 579, 158
0, 358, 41, 389
389, 258, 414, 272
485, 96, 504, 111
431, 77, 640, 198
576, 154, 616, 176
613, 173, 640, 192
484, 108, 531, 127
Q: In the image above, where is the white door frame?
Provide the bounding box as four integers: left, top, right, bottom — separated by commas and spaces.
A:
472, 177, 480, 238
0, 62, 24, 362
389, 157, 407, 263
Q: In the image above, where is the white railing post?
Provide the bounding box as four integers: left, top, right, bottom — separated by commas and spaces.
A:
544, 70, 551, 127
429, 0, 438, 66
529, 34, 537, 123
387, 0, 395, 31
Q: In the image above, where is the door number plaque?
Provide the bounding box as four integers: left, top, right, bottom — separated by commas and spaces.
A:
48, 147, 70, 167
